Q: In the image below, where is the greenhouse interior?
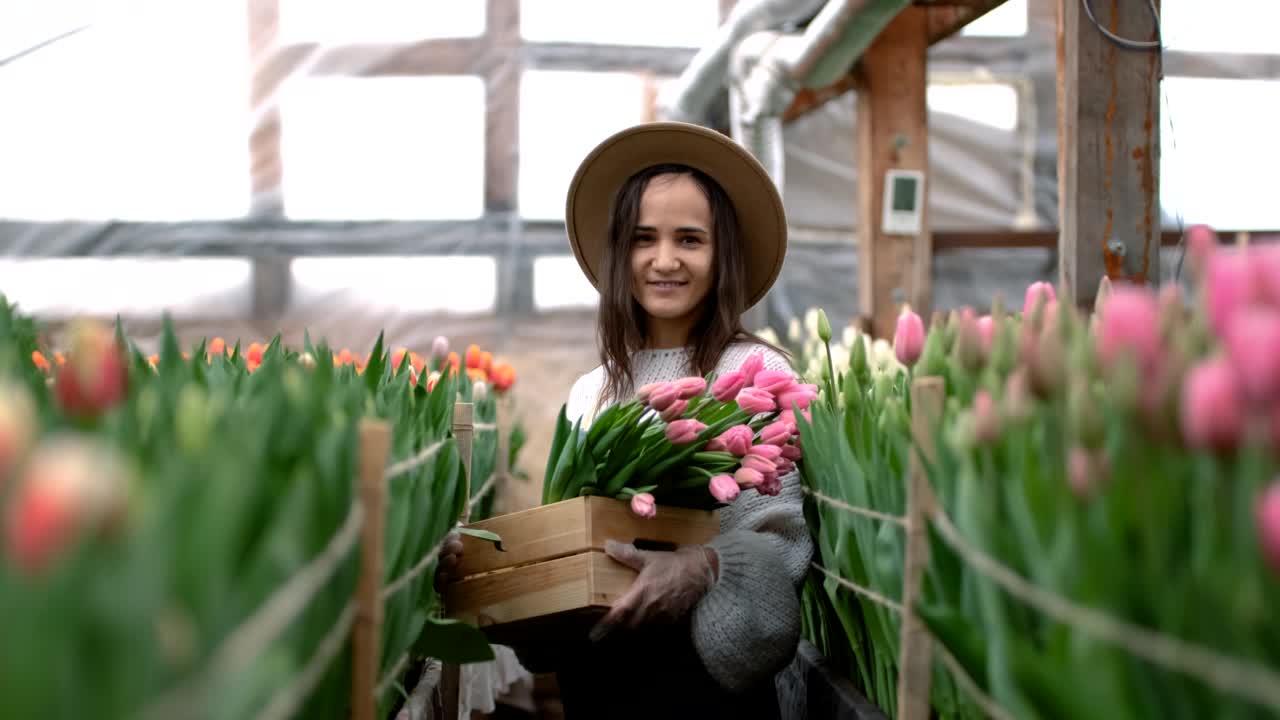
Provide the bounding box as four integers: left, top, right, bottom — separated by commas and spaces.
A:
2, 0, 1279, 718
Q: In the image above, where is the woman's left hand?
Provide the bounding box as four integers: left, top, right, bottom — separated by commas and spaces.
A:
589, 540, 718, 642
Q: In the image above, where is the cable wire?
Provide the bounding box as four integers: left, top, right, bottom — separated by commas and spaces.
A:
1081, 0, 1161, 52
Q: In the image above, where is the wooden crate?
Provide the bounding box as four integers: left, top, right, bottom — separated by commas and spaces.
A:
444, 495, 720, 646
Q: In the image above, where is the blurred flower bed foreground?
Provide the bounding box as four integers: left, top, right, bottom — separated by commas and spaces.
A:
1, 299, 523, 720
791, 226, 1280, 719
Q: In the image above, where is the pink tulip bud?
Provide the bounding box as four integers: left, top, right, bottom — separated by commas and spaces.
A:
705, 437, 727, 452
976, 315, 995, 357
629, 492, 656, 519
739, 353, 765, 386
0, 383, 36, 486
1186, 224, 1217, 277
636, 382, 663, 403
736, 387, 777, 415
1003, 368, 1033, 423
660, 398, 689, 422
1068, 446, 1108, 500
1206, 250, 1256, 339
711, 370, 747, 402
752, 370, 795, 397
1258, 481, 1280, 575
1225, 306, 1280, 405
647, 383, 678, 412
709, 474, 740, 504
777, 384, 819, 413
775, 458, 796, 476
4, 435, 130, 576
1097, 286, 1162, 373
55, 319, 128, 419
779, 407, 812, 429
781, 443, 802, 462
1023, 281, 1057, 319
1255, 243, 1280, 308
714, 425, 755, 457
664, 418, 706, 445
1181, 357, 1244, 451
741, 453, 776, 475
893, 310, 926, 367
431, 335, 450, 359
972, 390, 1001, 445
674, 376, 707, 400
734, 466, 763, 488
747, 443, 783, 461
756, 471, 782, 497
759, 420, 795, 447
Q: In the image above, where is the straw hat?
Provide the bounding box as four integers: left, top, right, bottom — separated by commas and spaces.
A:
564, 121, 787, 309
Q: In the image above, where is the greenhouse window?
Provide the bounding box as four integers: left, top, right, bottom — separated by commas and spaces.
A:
520, 0, 718, 47
960, 0, 1027, 37
290, 256, 496, 314
278, 0, 485, 43
279, 76, 485, 221
533, 255, 598, 311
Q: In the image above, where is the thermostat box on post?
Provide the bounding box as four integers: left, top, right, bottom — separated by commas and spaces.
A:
444, 495, 720, 647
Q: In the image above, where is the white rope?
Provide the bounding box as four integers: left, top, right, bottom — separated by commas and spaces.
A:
472, 422, 497, 432
802, 486, 910, 528
255, 601, 357, 720
928, 508, 1280, 713
933, 643, 1017, 720
811, 562, 904, 615
467, 471, 501, 513
381, 473, 499, 601
140, 503, 364, 720
376, 651, 412, 700
384, 440, 447, 480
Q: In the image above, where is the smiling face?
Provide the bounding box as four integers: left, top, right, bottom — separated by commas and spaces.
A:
629, 172, 716, 348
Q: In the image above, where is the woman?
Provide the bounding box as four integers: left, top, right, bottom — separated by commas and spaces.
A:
440, 121, 813, 719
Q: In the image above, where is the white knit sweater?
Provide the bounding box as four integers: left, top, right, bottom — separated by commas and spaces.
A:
565, 341, 814, 694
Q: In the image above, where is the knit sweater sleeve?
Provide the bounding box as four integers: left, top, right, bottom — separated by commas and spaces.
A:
689, 343, 814, 694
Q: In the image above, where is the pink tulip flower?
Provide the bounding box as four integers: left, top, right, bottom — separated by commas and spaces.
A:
431, 335, 450, 359
972, 390, 1001, 445
1181, 357, 1244, 451
630, 492, 656, 519
1097, 286, 1162, 373
711, 371, 747, 402
893, 310, 925, 367
756, 471, 782, 497
710, 425, 754, 457
752, 370, 795, 397
1255, 242, 1280, 308
1068, 446, 1108, 500
976, 315, 995, 357
674, 376, 707, 400
777, 384, 819, 413
709, 474, 740, 503
1186, 224, 1217, 276
736, 387, 777, 415
741, 453, 776, 476
1023, 281, 1057, 319
659, 399, 689, 422
738, 353, 765, 386
1226, 306, 1280, 405
759, 420, 795, 447
636, 382, 663, 403
734, 466, 763, 488
1206, 250, 1256, 339
747, 443, 783, 461
780, 443, 802, 462
664, 418, 706, 445
647, 382, 678, 412
1258, 481, 1280, 575
775, 458, 796, 476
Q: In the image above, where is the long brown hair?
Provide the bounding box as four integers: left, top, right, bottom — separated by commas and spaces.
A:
595, 163, 786, 408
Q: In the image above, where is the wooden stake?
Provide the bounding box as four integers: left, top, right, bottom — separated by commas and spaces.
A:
352, 419, 391, 720
454, 402, 475, 524
897, 376, 944, 720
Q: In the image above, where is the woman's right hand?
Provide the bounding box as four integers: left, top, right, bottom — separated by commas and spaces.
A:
433, 531, 465, 593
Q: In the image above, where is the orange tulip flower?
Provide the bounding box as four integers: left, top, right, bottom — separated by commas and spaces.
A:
490, 360, 516, 393
31, 351, 51, 374
465, 344, 484, 370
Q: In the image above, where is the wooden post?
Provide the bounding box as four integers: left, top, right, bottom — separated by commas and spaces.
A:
856, 7, 932, 340
454, 402, 476, 524
352, 419, 391, 720
441, 401, 476, 720
1057, 0, 1162, 306
897, 376, 944, 719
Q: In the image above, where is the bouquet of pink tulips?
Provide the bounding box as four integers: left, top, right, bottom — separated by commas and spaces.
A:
540, 352, 817, 516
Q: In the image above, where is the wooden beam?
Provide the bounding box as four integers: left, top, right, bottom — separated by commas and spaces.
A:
782, 72, 858, 124
927, 0, 1008, 45
1057, 0, 1162, 305
483, 0, 520, 212
247, 0, 283, 217
857, 7, 932, 340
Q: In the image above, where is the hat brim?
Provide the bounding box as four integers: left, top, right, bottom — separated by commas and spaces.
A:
565, 121, 787, 310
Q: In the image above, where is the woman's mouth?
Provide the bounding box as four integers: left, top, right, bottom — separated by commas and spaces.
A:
648, 281, 688, 289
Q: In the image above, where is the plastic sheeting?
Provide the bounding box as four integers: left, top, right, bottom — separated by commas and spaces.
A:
2, 1, 1278, 515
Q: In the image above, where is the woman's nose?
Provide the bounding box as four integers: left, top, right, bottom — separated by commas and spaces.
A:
653, 239, 680, 270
